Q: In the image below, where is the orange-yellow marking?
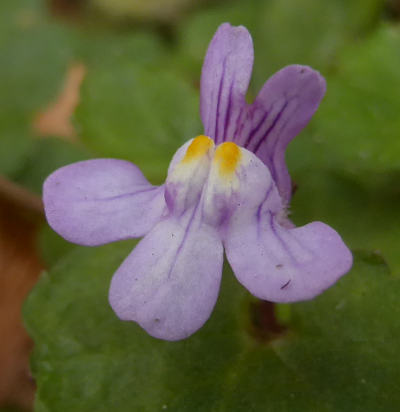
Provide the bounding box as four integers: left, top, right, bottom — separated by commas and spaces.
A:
214, 142, 241, 176
181, 135, 214, 164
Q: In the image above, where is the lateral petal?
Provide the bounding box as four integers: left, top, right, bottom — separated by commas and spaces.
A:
215, 147, 352, 302
225, 213, 353, 303
43, 159, 165, 246
200, 142, 352, 302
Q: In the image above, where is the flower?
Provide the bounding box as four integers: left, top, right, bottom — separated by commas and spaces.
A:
43, 23, 352, 341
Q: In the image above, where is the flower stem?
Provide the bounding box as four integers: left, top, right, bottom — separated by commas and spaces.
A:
249, 300, 287, 342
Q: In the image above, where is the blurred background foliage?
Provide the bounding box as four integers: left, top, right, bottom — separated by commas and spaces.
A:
1, 0, 400, 411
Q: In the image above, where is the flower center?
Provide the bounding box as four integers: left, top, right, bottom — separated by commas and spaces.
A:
166, 136, 245, 217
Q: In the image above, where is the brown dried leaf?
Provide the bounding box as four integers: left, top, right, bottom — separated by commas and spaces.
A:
0, 196, 44, 410
33, 62, 86, 140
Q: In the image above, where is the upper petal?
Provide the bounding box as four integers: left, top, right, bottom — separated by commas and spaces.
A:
43, 159, 165, 246
236, 65, 326, 204
200, 23, 253, 144
108, 206, 223, 341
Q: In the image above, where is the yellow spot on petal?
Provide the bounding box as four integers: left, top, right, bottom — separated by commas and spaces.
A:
214, 142, 241, 176
181, 135, 214, 163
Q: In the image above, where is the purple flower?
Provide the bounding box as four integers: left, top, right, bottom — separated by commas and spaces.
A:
43, 23, 352, 341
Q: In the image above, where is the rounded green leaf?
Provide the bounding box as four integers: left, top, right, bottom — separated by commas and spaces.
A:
288, 25, 400, 173
0, 0, 75, 178
24, 243, 400, 411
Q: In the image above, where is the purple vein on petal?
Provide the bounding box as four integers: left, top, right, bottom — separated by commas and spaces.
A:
266, 93, 302, 160
243, 108, 271, 148
253, 101, 289, 154
223, 78, 235, 142
85, 185, 160, 202
214, 58, 227, 143
167, 203, 200, 280
233, 104, 247, 141
255, 70, 322, 159
256, 184, 273, 239
269, 212, 314, 264
268, 211, 298, 263
264, 114, 292, 181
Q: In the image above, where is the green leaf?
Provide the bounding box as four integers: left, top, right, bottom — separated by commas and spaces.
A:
0, 0, 75, 178
75, 29, 166, 70
25, 243, 400, 411
0, 13, 73, 114
290, 168, 400, 276
250, 0, 385, 87
89, 0, 205, 22
76, 65, 202, 184
0, 406, 26, 412
0, 127, 34, 178
37, 225, 78, 268
274, 251, 400, 411
288, 25, 400, 173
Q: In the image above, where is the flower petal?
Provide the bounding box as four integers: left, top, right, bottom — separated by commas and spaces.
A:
43, 159, 165, 246
201, 143, 352, 302
219, 146, 352, 302
236, 65, 326, 204
225, 215, 352, 302
200, 23, 253, 144
108, 207, 223, 341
